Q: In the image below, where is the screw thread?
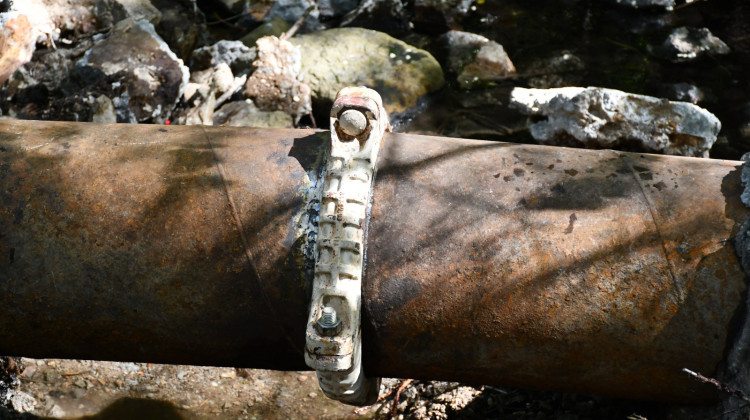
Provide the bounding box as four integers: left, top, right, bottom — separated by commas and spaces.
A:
320, 307, 337, 327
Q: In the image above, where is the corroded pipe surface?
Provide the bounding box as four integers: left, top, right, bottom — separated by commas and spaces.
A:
0, 121, 324, 370
365, 134, 749, 403
0, 120, 748, 404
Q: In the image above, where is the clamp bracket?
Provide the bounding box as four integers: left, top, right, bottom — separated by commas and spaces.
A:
304, 86, 389, 405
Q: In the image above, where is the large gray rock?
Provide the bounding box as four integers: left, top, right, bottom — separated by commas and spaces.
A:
290, 27, 444, 114
438, 31, 515, 88
655, 27, 730, 63
510, 87, 721, 157
78, 18, 189, 123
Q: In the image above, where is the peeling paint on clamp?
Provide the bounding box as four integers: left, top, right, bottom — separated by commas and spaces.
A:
304, 86, 390, 405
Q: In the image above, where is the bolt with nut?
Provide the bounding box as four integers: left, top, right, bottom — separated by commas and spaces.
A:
316, 306, 343, 336
338, 109, 368, 137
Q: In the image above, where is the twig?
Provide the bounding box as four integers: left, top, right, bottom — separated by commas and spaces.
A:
388, 379, 414, 419
61, 372, 83, 376
683, 368, 750, 403
214, 74, 248, 110
280, 6, 315, 41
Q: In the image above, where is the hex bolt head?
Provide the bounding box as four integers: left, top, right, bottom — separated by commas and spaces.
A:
338, 109, 368, 137
316, 306, 343, 336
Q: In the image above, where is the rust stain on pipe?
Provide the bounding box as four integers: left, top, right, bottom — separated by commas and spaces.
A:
364, 133, 749, 404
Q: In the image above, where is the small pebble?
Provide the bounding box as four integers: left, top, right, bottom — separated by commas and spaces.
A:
308, 392, 318, 398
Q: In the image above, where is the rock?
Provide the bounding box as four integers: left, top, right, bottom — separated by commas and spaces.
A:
290, 27, 444, 115
92, 94, 117, 123
6, 0, 97, 46
510, 86, 721, 157
609, 0, 675, 10
0, 0, 97, 83
150, 0, 209, 60
244, 35, 311, 121
3, 390, 35, 413
264, 0, 324, 33
180, 62, 246, 125
437, 31, 515, 88
0, 13, 34, 85
191, 40, 256, 75
44, 371, 62, 384
655, 27, 730, 63
214, 100, 293, 128
318, 0, 360, 20
78, 18, 189, 123
239, 16, 290, 50
96, 0, 162, 26
525, 50, 585, 89
658, 83, 705, 104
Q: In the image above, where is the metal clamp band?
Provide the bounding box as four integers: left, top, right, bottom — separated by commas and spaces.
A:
304, 86, 389, 405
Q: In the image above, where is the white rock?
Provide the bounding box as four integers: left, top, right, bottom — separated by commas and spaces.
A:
658, 27, 730, 63
510, 86, 721, 157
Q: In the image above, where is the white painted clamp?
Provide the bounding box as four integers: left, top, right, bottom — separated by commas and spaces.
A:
304, 86, 390, 405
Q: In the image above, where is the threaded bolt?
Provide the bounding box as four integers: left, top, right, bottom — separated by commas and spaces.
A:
316, 306, 342, 336
338, 109, 368, 137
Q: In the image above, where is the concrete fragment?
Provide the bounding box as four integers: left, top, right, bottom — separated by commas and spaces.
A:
290, 27, 444, 115
510, 86, 721, 157
78, 18, 189, 123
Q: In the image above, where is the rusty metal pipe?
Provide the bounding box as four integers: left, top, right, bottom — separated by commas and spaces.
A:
0, 120, 747, 404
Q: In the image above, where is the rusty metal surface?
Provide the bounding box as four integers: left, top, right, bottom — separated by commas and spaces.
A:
1, 120, 749, 404
364, 132, 749, 404
0, 120, 327, 370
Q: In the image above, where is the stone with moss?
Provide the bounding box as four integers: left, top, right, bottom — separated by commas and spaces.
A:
290, 27, 444, 115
